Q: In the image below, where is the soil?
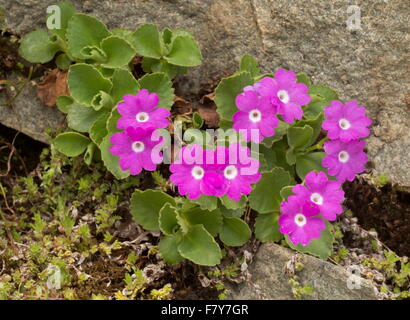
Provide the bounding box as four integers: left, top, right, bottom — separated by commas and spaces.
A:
344, 177, 410, 257
0, 124, 46, 176
0, 31, 19, 78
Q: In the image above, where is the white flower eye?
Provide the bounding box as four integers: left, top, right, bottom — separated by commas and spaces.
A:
338, 150, 350, 163
277, 90, 290, 103
339, 118, 351, 130
136, 112, 149, 123
191, 166, 204, 180
294, 213, 307, 227
310, 192, 324, 205
132, 141, 145, 153
224, 165, 238, 180
248, 109, 262, 123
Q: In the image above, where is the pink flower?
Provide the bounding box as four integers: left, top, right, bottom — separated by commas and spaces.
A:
170, 145, 216, 200
323, 139, 368, 183
201, 171, 227, 198
257, 69, 311, 123
232, 90, 279, 143
279, 195, 326, 246
170, 143, 261, 201
292, 171, 345, 221
109, 127, 162, 175
215, 143, 261, 201
117, 89, 170, 130
322, 100, 372, 141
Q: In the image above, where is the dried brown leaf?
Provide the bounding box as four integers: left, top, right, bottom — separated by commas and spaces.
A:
36, 69, 69, 107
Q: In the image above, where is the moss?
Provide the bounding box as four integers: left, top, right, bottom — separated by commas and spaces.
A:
150, 284, 173, 300
362, 250, 410, 299
373, 173, 390, 188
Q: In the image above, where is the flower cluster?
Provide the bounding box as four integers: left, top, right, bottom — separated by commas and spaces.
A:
233, 69, 311, 143
279, 171, 345, 246
170, 143, 261, 201
322, 100, 371, 183
279, 100, 371, 246
110, 89, 170, 175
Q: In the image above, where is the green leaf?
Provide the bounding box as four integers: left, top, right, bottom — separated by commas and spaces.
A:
110, 68, 140, 104
91, 90, 113, 111
256, 150, 269, 173
298, 113, 324, 146
66, 13, 110, 60
184, 129, 213, 147
130, 189, 175, 230
220, 195, 247, 210
162, 28, 173, 45
192, 112, 204, 129
240, 55, 260, 78
159, 235, 184, 264
287, 125, 313, 150
219, 205, 244, 218
215, 128, 244, 146
142, 57, 187, 79
100, 36, 136, 69
67, 102, 105, 132
304, 100, 328, 120
68, 64, 112, 106
84, 142, 97, 166
295, 152, 326, 180
219, 216, 251, 247
249, 167, 292, 213
254, 73, 274, 82
19, 30, 60, 63
47, 1, 76, 40
138, 73, 174, 109
261, 120, 289, 148
79, 45, 107, 62
54, 132, 91, 157
309, 85, 338, 101
215, 128, 246, 147
106, 107, 121, 135
270, 138, 294, 174
192, 195, 218, 211
97, 67, 115, 78
280, 186, 294, 201
285, 148, 297, 166
180, 206, 223, 237
90, 113, 109, 146
165, 35, 202, 67
285, 221, 334, 260
296, 72, 311, 87
100, 135, 130, 179
56, 95, 73, 113
254, 212, 283, 242
159, 203, 178, 235
131, 23, 163, 59
215, 72, 254, 121
259, 142, 276, 165
218, 119, 234, 131
111, 28, 133, 40
55, 53, 72, 70
178, 225, 222, 266
167, 29, 193, 40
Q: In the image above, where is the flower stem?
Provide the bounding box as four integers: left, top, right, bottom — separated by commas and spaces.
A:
306, 137, 328, 152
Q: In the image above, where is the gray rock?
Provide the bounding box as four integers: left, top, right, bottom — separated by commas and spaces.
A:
0, 73, 65, 144
0, 0, 409, 185
227, 243, 378, 300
